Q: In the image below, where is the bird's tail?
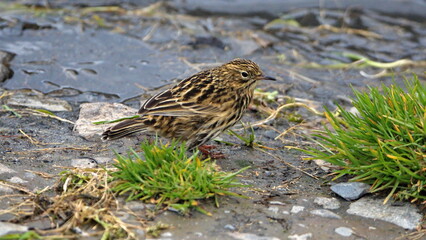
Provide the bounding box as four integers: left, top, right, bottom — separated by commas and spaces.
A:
101, 119, 147, 141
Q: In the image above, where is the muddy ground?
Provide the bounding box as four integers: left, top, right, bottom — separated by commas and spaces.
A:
0, 1, 425, 239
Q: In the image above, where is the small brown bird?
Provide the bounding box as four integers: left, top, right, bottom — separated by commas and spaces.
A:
102, 58, 275, 149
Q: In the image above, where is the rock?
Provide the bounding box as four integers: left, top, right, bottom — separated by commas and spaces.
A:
5, 89, 72, 112
290, 206, 305, 214
70, 158, 99, 168
125, 201, 147, 211
288, 233, 313, 240
160, 232, 173, 237
8, 176, 28, 184
313, 197, 341, 210
334, 227, 353, 237
310, 209, 341, 219
0, 222, 29, 236
228, 232, 280, 240
330, 182, 370, 201
70, 157, 110, 168
74, 102, 137, 140
224, 224, 236, 231
0, 163, 16, 175
0, 185, 14, 194
268, 201, 285, 206
347, 198, 422, 230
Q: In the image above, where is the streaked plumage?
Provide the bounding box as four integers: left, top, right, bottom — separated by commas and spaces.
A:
102, 58, 275, 149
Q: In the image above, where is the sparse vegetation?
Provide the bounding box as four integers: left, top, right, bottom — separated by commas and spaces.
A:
303, 76, 426, 203
111, 140, 249, 215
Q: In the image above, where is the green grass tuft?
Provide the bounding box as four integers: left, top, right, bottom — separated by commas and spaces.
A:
110, 140, 249, 214
303, 75, 425, 203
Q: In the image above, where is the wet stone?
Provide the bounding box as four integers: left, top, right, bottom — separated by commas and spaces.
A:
347, 198, 422, 230
313, 197, 341, 210
5, 89, 72, 112
334, 227, 353, 237
310, 209, 341, 219
330, 182, 370, 201
74, 102, 137, 140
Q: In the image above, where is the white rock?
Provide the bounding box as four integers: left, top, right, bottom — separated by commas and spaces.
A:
288, 233, 312, 240
8, 176, 28, 184
0, 163, 16, 175
0, 222, 29, 236
313, 197, 341, 210
347, 198, 422, 230
335, 227, 353, 237
74, 102, 137, 140
290, 205, 305, 214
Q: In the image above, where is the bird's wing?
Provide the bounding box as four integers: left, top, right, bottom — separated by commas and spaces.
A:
138, 89, 220, 116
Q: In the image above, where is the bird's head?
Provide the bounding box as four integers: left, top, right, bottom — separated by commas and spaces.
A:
217, 58, 275, 90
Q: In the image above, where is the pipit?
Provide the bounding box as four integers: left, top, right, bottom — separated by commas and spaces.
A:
102, 58, 275, 151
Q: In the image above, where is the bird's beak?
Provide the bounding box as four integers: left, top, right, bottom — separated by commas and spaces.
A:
261, 75, 276, 81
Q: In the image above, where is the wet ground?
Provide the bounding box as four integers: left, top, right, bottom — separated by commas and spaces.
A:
0, 1, 425, 239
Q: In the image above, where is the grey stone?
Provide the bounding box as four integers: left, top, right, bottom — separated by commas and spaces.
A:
0, 222, 29, 236
228, 232, 280, 240
8, 176, 28, 184
125, 201, 146, 211
74, 102, 137, 140
347, 198, 422, 230
5, 89, 72, 111
335, 227, 353, 237
0, 185, 14, 194
331, 182, 370, 201
310, 209, 341, 219
313, 197, 341, 210
0, 163, 16, 175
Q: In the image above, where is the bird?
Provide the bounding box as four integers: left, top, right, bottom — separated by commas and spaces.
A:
102, 58, 275, 151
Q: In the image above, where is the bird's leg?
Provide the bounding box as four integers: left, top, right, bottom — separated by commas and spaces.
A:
198, 145, 225, 159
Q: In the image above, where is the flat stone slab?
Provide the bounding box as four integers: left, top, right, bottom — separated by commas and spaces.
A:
347, 198, 422, 230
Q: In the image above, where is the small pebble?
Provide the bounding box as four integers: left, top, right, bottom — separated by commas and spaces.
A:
310, 209, 341, 219
291, 206, 305, 214
313, 197, 341, 210
288, 233, 312, 240
335, 227, 353, 237
224, 224, 236, 231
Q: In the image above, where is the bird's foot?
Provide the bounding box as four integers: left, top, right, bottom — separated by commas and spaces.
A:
198, 145, 225, 159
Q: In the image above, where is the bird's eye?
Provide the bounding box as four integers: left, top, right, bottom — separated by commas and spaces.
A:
241, 71, 249, 78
